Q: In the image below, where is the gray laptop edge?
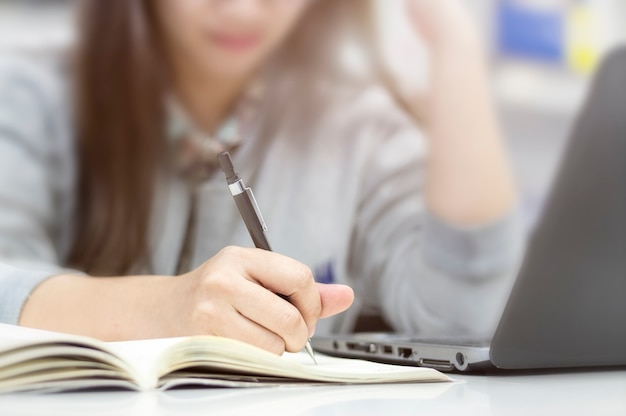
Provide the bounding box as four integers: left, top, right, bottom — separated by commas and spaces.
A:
311, 47, 626, 372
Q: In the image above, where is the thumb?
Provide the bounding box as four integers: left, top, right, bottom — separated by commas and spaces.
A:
317, 283, 355, 319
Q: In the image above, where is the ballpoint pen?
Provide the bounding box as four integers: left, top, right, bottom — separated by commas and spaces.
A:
217, 151, 318, 365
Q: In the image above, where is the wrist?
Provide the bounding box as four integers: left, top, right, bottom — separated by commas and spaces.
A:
20, 273, 176, 341
104, 274, 176, 340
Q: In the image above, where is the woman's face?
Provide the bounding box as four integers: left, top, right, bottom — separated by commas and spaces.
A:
155, 0, 310, 80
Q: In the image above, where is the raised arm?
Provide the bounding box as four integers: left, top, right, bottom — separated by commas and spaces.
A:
407, 0, 517, 225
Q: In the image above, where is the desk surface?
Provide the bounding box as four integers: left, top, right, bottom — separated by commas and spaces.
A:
0, 369, 624, 416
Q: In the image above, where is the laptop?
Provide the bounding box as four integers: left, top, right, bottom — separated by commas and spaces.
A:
311, 47, 626, 372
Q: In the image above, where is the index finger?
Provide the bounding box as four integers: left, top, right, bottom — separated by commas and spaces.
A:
221, 246, 322, 337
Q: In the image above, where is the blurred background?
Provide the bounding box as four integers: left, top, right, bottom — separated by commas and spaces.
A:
1, 0, 625, 232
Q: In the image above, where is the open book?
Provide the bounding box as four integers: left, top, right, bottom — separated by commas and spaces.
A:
0, 324, 451, 393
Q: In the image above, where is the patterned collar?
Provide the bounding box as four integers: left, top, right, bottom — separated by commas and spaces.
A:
167, 85, 263, 182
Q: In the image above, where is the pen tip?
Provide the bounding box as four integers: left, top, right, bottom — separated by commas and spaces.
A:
217, 152, 237, 180
305, 341, 318, 365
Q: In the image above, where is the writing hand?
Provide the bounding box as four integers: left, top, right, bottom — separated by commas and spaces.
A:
169, 246, 354, 354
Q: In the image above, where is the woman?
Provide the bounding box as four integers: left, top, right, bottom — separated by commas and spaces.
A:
0, 0, 519, 355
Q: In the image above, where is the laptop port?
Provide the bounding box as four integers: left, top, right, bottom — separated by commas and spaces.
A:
398, 347, 413, 359
346, 342, 378, 353
418, 358, 454, 371
383, 345, 393, 354
456, 352, 465, 366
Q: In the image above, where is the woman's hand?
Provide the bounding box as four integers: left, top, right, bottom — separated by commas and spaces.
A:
20, 246, 354, 355
166, 246, 354, 354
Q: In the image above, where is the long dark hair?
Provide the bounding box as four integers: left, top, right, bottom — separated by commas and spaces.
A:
68, 0, 418, 276
67, 0, 165, 275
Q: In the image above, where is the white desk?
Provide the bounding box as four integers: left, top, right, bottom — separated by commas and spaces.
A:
0, 369, 624, 416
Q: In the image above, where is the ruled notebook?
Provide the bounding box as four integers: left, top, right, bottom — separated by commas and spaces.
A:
0, 323, 451, 393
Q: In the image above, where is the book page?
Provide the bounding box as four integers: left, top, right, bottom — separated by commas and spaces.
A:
283, 351, 452, 382
0, 324, 140, 392
150, 336, 452, 387
108, 336, 451, 389
106, 337, 185, 390
0, 325, 452, 393
0, 322, 98, 349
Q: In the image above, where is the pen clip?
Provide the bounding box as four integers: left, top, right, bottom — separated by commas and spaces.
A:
245, 188, 268, 231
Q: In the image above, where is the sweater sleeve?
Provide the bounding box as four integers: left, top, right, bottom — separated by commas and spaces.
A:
0, 56, 76, 324
349, 124, 523, 337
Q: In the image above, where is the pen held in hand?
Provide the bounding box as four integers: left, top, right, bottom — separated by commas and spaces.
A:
217, 151, 318, 365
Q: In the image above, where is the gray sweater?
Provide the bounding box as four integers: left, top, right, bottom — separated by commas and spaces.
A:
0, 55, 522, 336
